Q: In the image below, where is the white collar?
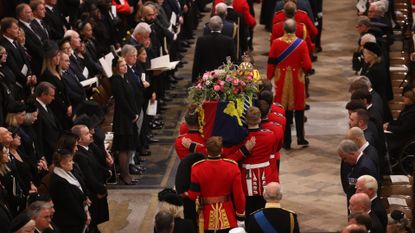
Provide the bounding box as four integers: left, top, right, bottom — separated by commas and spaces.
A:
33, 18, 42, 24
359, 141, 369, 153
356, 151, 364, 164
45, 4, 53, 10
36, 98, 48, 111
367, 103, 373, 110
370, 195, 377, 202
19, 19, 32, 29
2, 35, 15, 45
53, 167, 83, 192
79, 145, 89, 151
211, 30, 222, 33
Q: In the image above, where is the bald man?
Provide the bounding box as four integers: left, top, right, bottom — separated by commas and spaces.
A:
349, 193, 384, 233
247, 182, 300, 233
342, 224, 368, 233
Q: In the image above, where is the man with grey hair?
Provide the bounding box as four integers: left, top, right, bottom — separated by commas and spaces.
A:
349, 193, 384, 233
26, 201, 54, 233
338, 139, 378, 200
356, 175, 387, 230
203, 3, 237, 39
246, 182, 300, 233
192, 16, 235, 82
129, 22, 152, 49
268, 18, 312, 150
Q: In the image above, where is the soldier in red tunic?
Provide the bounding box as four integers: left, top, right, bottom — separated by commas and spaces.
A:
175, 110, 206, 160
267, 19, 312, 150
226, 107, 278, 220
186, 137, 246, 233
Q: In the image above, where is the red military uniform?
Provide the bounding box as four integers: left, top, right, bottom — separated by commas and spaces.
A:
260, 119, 284, 181
112, 0, 131, 14
179, 122, 189, 135
271, 102, 286, 116
267, 34, 312, 111
175, 130, 206, 160
271, 22, 315, 53
268, 111, 287, 130
213, 0, 256, 27
272, 10, 318, 38
188, 157, 246, 231
227, 128, 278, 196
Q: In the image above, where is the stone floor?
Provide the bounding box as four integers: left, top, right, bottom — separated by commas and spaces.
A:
98, 0, 363, 232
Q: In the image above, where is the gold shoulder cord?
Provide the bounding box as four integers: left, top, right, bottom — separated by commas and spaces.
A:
289, 212, 294, 233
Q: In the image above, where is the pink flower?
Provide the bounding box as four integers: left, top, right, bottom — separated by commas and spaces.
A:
214, 85, 221, 91
226, 75, 233, 82
232, 79, 239, 86
233, 88, 239, 94
219, 80, 225, 86
246, 76, 253, 81
240, 81, 246, 86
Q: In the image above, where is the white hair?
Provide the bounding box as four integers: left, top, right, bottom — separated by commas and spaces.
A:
133, 22, 152, 37
215, 3, 228, 17
357, 175, 378, 193
63, 29, 78, 38
360, 33, 376, 47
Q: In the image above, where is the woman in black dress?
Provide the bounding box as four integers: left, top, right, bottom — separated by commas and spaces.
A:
49, 149, 90, 233
111, 56, 139, 185
39, 40, 73, 130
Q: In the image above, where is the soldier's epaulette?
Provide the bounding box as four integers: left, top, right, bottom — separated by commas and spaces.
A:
223, 158, 237, 165
192, 159, 206, 167
282, 207, 296, 214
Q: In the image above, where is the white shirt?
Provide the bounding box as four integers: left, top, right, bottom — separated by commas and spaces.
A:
19, 19, 32, 30
79, 145, 89, 151
36, 98, 48, 112
355, 151, 364, 164
359, 141, 369, 153
2, 35, 15, 46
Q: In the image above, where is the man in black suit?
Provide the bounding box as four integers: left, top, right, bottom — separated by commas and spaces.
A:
246, 182, 300, 233
60, 53, 87, 110
72, 124, 110, 233
203, 3, 237, 40
33, 82, 62, 164
356, 175, 387, 231
192, 16, 235, 82
64, 30, 88, 81
223, 0, 248, 54
30, 1, 50, 42
0, 184, 12, 233
338, 139, 378, 200
44, 0, 67, 41
347, 127, 383, 179
351, 88, 383, 128
16, 3, 44, 76
0, 17, 34, 100
27, 201, 58, 233
349, 193, 385, 233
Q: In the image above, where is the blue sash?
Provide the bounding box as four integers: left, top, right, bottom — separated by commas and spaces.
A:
254, 211, 279, 233
268, 38, 302, 65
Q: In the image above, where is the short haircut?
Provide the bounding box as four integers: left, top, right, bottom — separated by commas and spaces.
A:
257, 99, 270, 118
133, 22, 151, 37
345, 100, 366, 111
259, 90, 274, 105
349, 213, 372, 232
283, 1, 297, 18
64, 29, 78, 39
206, 136, 222, 157
71, 124, 87, 138
154, 211, 174, 233
16, 3, 30, 18
349, 79, 369, 93
35, 82, 55, 97
348, 127, 365, 141
0, 17, 18, 34
215, 3, 227, 18
360, 33, 376, 45
121, 44, 137, 57
184, 109, 199, 127
246, 106, 261, 125
353, 108, 370, 124
351, 88, 372, 104
357, 175, 378, 193
259, 79, 273, 92
30, 0, 44, 11
284, 19, 296, 33
337, 139, 359, 154
208, 16, 223, 31
26, 201, 49, 218
263, 182, 283, 202
358, 76, 372, 89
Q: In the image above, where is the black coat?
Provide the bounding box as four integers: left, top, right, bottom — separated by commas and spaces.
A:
32, 100, 62, 163
126, 66, 145, 111
387, 104, 415, 144
111, 74, 138, 135
363, 144, 380, 176
0, 70, 15, 126
226, 7, 248, 53
74, 146, 109, 225
18, 21, 44, 76
372, 197, 387, 231
361, 62, 390, 102
370, 90, 384, 122
49, 173, 87, 233
172, 218, 196, 233
39, 70, 72, 130
348, 155, 379, 198
0, 188, 12, 233
246, 207, 300, 233
44, 6, 67, 41
192, 32, 235, 81
370, 211, 385, 233
61, 69, 87, 109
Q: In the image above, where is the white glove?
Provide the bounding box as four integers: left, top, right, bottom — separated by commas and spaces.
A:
237, 220, 245, 228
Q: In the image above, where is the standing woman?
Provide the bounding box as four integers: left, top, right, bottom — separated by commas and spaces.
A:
361, 42, 393, 121
0, 46, 17, 125
49, 149, 90, 233
111, 56, 139, 185
39, 40, 73, 130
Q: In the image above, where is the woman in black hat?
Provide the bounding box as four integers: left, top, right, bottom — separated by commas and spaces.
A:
39, 40, 73, 130
110, 56, 140, 185
361, 42, 388, 99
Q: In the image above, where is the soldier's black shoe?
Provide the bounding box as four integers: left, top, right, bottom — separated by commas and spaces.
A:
297, 139, 309, 146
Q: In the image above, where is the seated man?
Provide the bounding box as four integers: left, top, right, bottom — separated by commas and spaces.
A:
383, 85, 415, 156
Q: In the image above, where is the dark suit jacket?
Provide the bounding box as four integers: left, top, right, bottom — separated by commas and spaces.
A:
32, 100, 61, 163
387, 104, 415, 144
192, 32, 235, 81
18, 21, 44, 76
0, 36, 29, 89
49, 173, 87, 232
203, 20, 236, 39
126, 66, 145, 111
74, 146, 110, 225
227, 7, 248, 53
44, 6, 67, 40
69, 54, 88, 81
0, 194, 12, 233
62, 69, 87, 109
372, 197, 387, 231
363, 144, 380, 176
370, 211, 385, 233
348, 155, 379, 198
370, 90, 384, 122
246, 207, 300, 233
172, 218, 196, 233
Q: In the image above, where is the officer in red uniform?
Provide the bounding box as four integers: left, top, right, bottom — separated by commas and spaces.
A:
267, 19, 312, 150
213, 0, 256, 28
175, 110, 206, 160
258, 89, 287, 129
226, 107, 278, 220
186, 136, 246, 233
271, 22, 314, 53
272, 2, 318, 39
258, 100, 284, 173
